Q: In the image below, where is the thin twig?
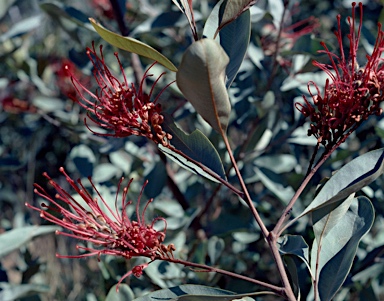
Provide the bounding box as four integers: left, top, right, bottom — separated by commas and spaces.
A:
162, 256, 285, 296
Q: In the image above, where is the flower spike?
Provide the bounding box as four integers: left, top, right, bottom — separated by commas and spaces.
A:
25, 168, 175, 289
66, 42, 172, 146
296, 2, 384, 149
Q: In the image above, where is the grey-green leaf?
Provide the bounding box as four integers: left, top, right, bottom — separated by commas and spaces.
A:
278, 234, 310, 271
106, 284, 135, 301
310, 197, 374, 301
160, 117, 226, 182
0, 225, 59, 258
297, 148, 384, 218
219, 8, 251, 88
0, 283, 49, 301
133, 284, 258, 301
203, 0, 224, 39
90, 18, 178, 72
218, 0, 256, 31
176, 39, 231, 134
202, 1, 251, 88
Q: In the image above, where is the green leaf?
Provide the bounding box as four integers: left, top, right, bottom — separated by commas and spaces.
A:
218, 0, 256, 32
132, 284, 258, 301
69, 144, 96, 177
0, 283, 50, 301
176, 39, 231, 134
297, 148, 384, 218
160, 119, 226, 182
89, 18, 178, 72
0, 0, 17, 20
144, 160, 167, 198
283, 256, 301, 300
221, 9, 251, 88
106, 284, 135, 301
278, 235, 310, 272
312, 194, 355, 243
0, 226, 59, 258
310, 197, 374, 301
93, 163, 122, 182
203, 0, 224, 39
207, 236, 225, 265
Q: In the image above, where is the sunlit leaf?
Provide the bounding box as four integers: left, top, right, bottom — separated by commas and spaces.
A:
106, 284, 135, 301
311, 194, 355, 243
0, 0, 17, 20
0, 283, 49, 301
0, 15, 43, 43
203, 0, 224, 39
89, 18, 178, 72
176, 39, 231, 134
132, 284, 260, 301
208, 236, 225, 265
93, 163, 122, 182
310, 197, 374, 301
0, 226, 59, 258
297, 148, 384, 218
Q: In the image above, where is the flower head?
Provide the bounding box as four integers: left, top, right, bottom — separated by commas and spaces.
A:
296, 2, 384, 149
25, 168, 175, 287
66, 43, 172, 146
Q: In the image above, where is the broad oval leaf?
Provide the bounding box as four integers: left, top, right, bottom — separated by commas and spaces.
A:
297, 148, 384, 218
176, 39, 231, 134
159, 118, 226, 183
0, 225, 59, 258
311, 193, 355, 242
89, 18, 178, 72
310, 197, 374, 301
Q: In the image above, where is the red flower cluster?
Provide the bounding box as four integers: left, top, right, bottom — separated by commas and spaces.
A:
25, 168, 174, 286
296, 2, 384, 149
66, 43, 172, 146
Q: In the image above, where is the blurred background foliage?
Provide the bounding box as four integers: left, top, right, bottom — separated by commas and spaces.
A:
1, 0, 384, 300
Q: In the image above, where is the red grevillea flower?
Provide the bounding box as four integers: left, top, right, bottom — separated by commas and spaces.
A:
296, 2, 384, 149
25, 168, 175, 287
66, 43, 172, 147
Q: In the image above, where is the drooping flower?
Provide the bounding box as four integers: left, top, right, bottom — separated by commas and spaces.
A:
25, 168, 175, 287
296, 2, 384, 149
66, 43, 172, 147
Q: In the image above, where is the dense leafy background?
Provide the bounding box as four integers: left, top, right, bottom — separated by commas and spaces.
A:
1, 0, 384, 300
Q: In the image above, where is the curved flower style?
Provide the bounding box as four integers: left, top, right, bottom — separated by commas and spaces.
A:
66, 43, 172, 147
296, 2, 384, 149
25, 168, 175, 287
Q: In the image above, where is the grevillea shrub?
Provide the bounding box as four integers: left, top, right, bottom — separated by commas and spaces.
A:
1, 1, 384, 301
